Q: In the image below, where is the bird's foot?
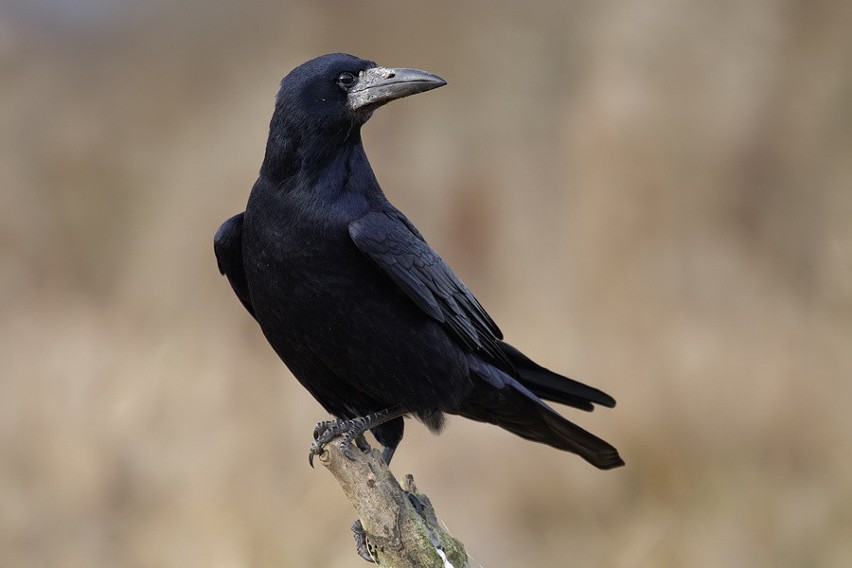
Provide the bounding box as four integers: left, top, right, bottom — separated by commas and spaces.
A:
348, 485, 434, 563
352, 519, 376, 563
308, 408, 406, 467
309, 417, 361, 466
404, 490, 425, 515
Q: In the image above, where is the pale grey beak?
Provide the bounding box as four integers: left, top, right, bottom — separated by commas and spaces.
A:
347, 66, 446, 111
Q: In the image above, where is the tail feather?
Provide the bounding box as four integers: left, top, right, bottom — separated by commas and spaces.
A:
460, 355, 624, 470
498, 340, 616, 410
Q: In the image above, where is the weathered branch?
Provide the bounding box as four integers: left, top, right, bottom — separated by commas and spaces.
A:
317, 441, 470, 567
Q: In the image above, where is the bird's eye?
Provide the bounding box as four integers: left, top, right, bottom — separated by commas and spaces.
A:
337, 72, 358, 89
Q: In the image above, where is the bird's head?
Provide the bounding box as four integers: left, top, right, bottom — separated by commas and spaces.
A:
270, 53, 446, 143
262, 53, 445, 181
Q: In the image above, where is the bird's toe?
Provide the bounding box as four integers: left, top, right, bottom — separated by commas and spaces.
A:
351, 519, 376, 563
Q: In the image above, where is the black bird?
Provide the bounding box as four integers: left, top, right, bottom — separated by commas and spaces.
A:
215, 53, 623, 470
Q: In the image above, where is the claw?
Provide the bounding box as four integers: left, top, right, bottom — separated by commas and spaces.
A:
308, 440, 324, 467
352, 519, 376, 563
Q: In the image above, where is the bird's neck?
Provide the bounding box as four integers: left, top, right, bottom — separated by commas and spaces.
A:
260, 128, 383, 203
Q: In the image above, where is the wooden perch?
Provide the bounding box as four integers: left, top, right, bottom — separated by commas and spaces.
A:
317, 441, 470, 567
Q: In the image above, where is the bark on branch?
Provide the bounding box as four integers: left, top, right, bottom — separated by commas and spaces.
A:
317, 441, 470, 567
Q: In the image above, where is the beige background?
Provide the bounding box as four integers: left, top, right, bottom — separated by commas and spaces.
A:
2, 1, 850, 566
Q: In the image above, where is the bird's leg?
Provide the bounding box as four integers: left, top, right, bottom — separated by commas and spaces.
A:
380, 445, 396, 466
308, 407, 406, 466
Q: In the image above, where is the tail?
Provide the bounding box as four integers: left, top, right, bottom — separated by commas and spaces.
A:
459, 354, 625, 470
498, 340, 616, 411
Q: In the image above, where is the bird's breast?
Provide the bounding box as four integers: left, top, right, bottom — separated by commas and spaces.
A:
241, 185, 471, 412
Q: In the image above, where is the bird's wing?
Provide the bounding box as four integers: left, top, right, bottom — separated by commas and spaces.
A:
349, 210, 513, 370
497, 340, 616, 411
214, 212, 256, 318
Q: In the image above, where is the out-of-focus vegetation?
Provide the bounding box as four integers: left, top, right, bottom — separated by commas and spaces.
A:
2, 1, 850, 566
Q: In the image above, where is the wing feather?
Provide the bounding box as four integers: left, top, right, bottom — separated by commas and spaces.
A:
350, 210, 512, 371
214, 212, 256, 318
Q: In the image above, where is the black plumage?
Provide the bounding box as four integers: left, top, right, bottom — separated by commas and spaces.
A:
214, 53, 623, 469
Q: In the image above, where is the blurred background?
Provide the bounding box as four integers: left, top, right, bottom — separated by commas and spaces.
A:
2, 1, 851, 566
